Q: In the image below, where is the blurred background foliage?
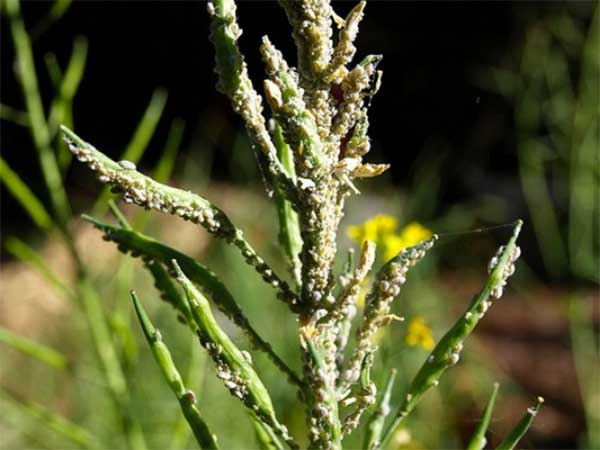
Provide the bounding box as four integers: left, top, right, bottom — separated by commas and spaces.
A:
0, 1, 598, 449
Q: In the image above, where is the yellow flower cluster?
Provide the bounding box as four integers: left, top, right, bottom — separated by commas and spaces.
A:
347, 215, 432, 261
404, 316, 435, 350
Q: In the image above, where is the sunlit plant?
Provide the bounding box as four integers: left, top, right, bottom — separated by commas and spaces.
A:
55, 0, 542, 448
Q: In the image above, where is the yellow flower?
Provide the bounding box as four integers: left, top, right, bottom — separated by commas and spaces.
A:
381, 234, 405, 261
347, 216, 432, 262
347, 214, 398, 244
404, 316, 435, 350
399, 222, 432, 247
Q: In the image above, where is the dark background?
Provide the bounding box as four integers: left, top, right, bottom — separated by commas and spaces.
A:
0, 1, 595, 273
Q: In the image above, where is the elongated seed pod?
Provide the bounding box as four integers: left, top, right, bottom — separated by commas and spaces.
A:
466, 383, 499, 450
61, 126, 298, 308
131, 291, 219, 449
339, 236, 437, 393
496, 396, 544, 450
378, 221, 524, 449
82, 215, 303, 389
364, 369, 397, 450
172, 260, 297, 448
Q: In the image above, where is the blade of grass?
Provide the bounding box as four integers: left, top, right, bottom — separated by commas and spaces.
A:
48, 36, 88, 133
568, 296, 600, 449
131, 291, 220, 449
31, 0, 73, 40
495, 396, 544, 450
93, 88, 168, 213
0, 326, 68, 371
466, 382, 499, 450
0, 388, 97, 449
5, 0, 71, 224
0, 103, 30, 127
0, 157, 53, 231
4, 236, 72, 297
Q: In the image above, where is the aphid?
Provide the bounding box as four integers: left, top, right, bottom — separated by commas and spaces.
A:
118, 160, 136, 170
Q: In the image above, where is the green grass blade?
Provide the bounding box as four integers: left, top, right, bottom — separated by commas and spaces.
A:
495, 396, 544, 450
0, 103, 29, 127
568, 296, 600, 449
466, 382, 500, 450
153, 118, 185, 184
0, 326, 68, 371
364, 369, 397, 450
379, 220, 523, 449
0, 157, 53, 231
93, 88, 168, 213
131, 291, 220, 450
81, 214, 303, 389
31, 0, 73, 40
4, 236, 72, 297
48, 35, 88, 133
5, 0, 71, 224
0, 388, 97, 449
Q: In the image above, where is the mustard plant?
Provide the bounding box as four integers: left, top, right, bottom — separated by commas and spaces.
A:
59, 0, 542, 448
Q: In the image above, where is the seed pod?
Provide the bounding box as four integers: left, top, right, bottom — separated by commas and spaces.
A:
131, 291, 219, 449
172, 260, 296, 447
377, 220, 524, 449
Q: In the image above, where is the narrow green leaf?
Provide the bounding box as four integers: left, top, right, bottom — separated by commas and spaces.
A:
48, 35, 88, 133
0, 103, 29, 127
0, 158, 53, 230
131, 291, 220, 450
0, 326, 68, 371
31, 0, 73, 40
496, 396, 544, 450
467, 382, 500, 450
153, 118, 185, 184
5, 0, 71, 224
0, 388, 97, 449
4, 236, 72, 297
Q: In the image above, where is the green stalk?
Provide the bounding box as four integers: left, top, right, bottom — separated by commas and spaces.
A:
0, 157, 53, 231
568, 5, 599, 281
1, 388, 98, 449
364, 369, 397, 450
466, 382, 499, 450
0, 326, 68, 371
5, 0, 71, 224
272, 122, 302, 285
131, 291, 220, 449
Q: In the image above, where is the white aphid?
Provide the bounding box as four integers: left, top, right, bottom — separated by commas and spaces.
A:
118, 160, 136, 170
